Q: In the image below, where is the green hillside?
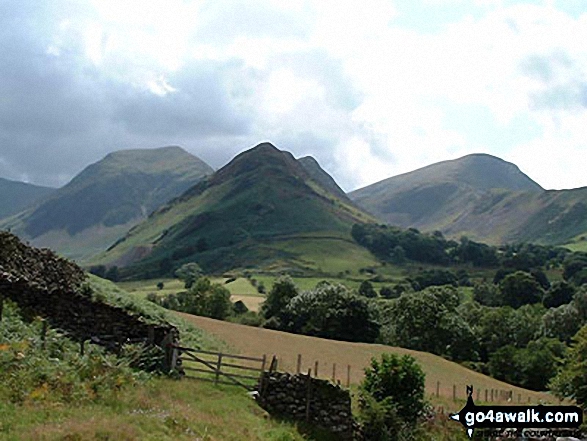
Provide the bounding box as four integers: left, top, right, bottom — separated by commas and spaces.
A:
0, 177, 55, 220
93, 143, 375, 278
1, 146, 213, 260
350, 153, 587, 245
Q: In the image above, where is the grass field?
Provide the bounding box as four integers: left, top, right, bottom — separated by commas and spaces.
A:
0, 376, 305, 441
176, 313, 556, 412
118, 277, 265, 312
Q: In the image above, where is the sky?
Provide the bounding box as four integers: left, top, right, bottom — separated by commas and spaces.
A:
0, 0, 586, 192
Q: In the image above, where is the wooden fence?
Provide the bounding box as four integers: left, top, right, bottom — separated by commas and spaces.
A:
171, 345, 267, 391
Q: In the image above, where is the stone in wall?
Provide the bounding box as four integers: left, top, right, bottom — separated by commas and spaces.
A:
257, 371, 356, 440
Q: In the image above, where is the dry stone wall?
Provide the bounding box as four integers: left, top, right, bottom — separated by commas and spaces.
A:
0, 231, 176, 349
258, 371, 356, 439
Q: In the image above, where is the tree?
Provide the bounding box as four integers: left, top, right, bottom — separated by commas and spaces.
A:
388, 286, 477, 361
282, 282, 380, 343
550, 325, 587, 408
499, 271, 544, 308
473, 282, 502, 306
174, 262, 203, 288
261, 275, 298, 321
379, 286, 397, 299
359, 280, 377, 298
542, 303, 581, 343
543, 281, 576, 308
359, 353, 426, 440
158, 277, 232, 320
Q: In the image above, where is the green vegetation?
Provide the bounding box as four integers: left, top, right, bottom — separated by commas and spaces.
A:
92, 143, 374, 278
359, 353, 427, 440
149, 277, 233, 320
350, 153, 587, 247
551, 325, 587, 409
0, 303, 304, 440
0, 146, 212, 261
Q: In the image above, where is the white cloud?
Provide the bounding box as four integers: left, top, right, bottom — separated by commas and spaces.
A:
1, 0, 587, 193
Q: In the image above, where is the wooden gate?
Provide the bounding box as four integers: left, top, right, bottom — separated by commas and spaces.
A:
171, 345, 267, 390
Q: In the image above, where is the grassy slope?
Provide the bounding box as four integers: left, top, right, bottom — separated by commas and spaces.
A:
0, 178, 55, 220
178, 314, 555, 412
93, 144, 375, 277
0, 277, 304, 441
1, 147, 212, 262
0, 379, 304, 441
350, 154, 587, 246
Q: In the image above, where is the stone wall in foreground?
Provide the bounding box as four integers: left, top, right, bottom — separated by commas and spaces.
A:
257, 371, 356, 439
0, 231, 176, 350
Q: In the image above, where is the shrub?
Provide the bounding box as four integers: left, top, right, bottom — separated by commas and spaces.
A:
359, 353, 426, 440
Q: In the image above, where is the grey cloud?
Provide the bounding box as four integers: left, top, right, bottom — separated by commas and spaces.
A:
0, 0, 256, 188
112, 60, 253, 137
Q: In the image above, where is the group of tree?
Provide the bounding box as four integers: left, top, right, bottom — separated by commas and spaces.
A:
147, 277, 233, 320
262, 277, 380, 343
351, 223, 569, 268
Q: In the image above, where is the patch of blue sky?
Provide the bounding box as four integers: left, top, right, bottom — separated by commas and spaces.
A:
438, 100, 543, 152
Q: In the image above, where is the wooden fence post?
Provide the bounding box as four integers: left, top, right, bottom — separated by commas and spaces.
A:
346, 365, 351, 388
269, 355, 277, 372
453, 384, 456, 401
314, 360, 319, 377
332, 363, 336, 382
518, 394, 521, 403
485, 389, 488, 402
296, 354, 301, 374
476, 388, 480, 401
436, 381, 440, 398
215, 354, 223, 385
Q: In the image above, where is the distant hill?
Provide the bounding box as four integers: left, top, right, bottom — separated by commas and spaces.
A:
350, 154, 587, 245
0, 177, 55, 219
92, 142, 375, 277
1, 146, 213, 260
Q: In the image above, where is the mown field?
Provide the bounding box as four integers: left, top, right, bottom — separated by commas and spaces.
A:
177, 313, 556, 412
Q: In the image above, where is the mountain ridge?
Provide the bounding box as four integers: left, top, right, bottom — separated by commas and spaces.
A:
350, 153, 586, 246
1, 146, 213, 260
92, 142, 375, 277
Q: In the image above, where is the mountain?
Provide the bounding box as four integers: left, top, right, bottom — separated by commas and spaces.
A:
350, 153, 587, 246
92, 142, 376, 277
1, 146, 213, 260
297, 156, 349, 201
0, 177, 55, 219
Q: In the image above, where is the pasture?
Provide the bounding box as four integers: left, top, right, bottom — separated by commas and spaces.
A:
177, 313, 556, 411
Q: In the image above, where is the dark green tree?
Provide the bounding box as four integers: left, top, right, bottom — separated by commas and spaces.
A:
499, 271, 544, 308
260, 275, 298, 321
174, 262, 203, 288
359, 280, 377, 298
282, 282, 380, 343
543, 281, 576, 308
